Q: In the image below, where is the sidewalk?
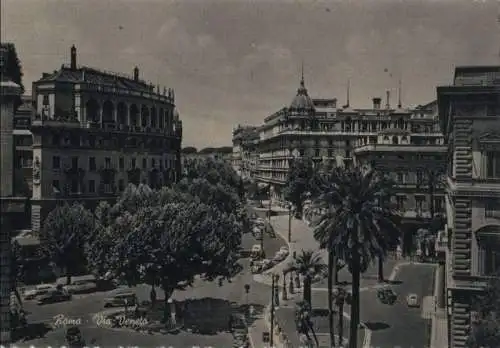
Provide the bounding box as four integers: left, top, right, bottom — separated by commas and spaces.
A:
430, 263, 448, 348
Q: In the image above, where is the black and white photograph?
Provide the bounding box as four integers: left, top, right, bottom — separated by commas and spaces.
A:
1, 0, 499, 347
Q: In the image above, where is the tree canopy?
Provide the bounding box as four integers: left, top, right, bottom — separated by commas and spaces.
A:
1, 43, 24, 109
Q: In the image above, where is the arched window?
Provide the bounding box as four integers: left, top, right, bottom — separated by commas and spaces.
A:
392, 136, 399, 145
117, 102, 127, 126
151, 107, 157, 128
129, 104, 139, 126
86, 99, 100, 123
102, 100, 114, 122
141, 105, 150, 127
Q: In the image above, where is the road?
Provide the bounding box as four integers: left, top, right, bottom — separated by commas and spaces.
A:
19, 211, 285, 347
295, 263, 435, 348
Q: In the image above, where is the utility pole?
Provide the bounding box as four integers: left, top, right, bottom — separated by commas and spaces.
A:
270, 275, 275, 347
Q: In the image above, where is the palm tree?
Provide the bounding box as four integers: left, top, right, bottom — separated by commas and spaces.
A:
333, 286, 349, 347
308, 167, 401, 348
295, 300, 319, 347
287, 250, 326, 308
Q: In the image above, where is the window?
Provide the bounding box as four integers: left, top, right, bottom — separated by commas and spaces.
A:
328, 150, 333, 157
119, 179, 125, 191
71, 156, 79, 170
315, 149, 320, 157
151, 158, 156, 167
105, 157, 111, 169
435, 197, 444, 213
396, 196, 406, 211
142, 158, 147, 169
86, 158, 96, 172
131, 158, 136, 169
52, 135, 60, 146
52, 156, 60, 169
416, 196, 425, 214
43, 95, 49, 105
52, 180, 60, 191
119, 157, 124, 170
416, 170, 424, 185
397, 172, 404, 183
71, 179, 79, 193
88, 180, 95, 193
165, 159, 169, 168
485, 198, 500, 218
345, 150, 351, 158
486, 152, 500, 178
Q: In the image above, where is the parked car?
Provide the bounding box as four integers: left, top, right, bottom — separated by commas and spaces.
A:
64, 280, 97, 294
37, 289, 72, 305
103, 291, 137, 308
251, 244, 263, 259
406, 293, 420, 307
251, 260, 265, 274
24, 284, 55, 300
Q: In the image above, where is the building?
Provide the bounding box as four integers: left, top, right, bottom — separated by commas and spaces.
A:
256, 72, 447, 220
232, 125, 260, 179
354, 100, 447, 228
0, 44, 26, 345
436, 66, 500, 347
30, 45, 182, 231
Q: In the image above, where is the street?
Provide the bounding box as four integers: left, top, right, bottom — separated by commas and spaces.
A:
17, 213, 285, 347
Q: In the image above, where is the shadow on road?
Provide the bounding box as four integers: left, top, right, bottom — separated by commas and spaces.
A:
12, 322, 53, 342
364, 321, 390, 331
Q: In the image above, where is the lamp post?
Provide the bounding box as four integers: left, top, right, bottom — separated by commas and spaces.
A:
289, 270, 295, 294
244, 284, 250, 316
282, 271, 288, 301
274, 274, 280, 307
288, 202, 292, 243
270, 274, 277, 348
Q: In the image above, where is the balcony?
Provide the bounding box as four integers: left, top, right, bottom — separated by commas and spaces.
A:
32, 114, 80, 128
354, 144, 447, 154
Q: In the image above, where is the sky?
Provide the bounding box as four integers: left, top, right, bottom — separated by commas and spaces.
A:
2, 0, 499, 149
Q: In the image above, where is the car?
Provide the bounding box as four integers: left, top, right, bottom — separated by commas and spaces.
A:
251, 244, 262, 258
64, 279, 97, 294
103, 291, 137, 308
37, 289, 72, 305
406, 293, 420, 307
24, 284, 55, 300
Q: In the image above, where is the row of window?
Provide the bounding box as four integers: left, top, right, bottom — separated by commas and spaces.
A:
51, 156, 175, 171
52, 179, 125, 194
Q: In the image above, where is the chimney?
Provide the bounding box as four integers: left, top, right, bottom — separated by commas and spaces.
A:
386, 90, 390, 109
372, 97, 381, 109
70, 45, 77, 69
133, 66, 139, 81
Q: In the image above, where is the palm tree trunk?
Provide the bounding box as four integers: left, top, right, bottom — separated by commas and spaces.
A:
328, 250, 335, 348
303, 276, 312, 308
308, 320, 320, 347
338, 302, 344, 347
333, 255, 339, 285
378, 256, 384, 282
349, 254, 361, 348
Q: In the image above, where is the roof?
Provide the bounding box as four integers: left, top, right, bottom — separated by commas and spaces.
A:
453, 66, 500, 86
289, 78, 315, 111
37, 65, 153, 93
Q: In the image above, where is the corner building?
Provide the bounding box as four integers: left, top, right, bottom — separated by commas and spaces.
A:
256, 75, 446, 226
30, 46, 182, 231
437, 66, 500, 347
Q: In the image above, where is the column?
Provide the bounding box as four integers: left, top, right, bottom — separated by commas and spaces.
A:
0, 207, 11, 345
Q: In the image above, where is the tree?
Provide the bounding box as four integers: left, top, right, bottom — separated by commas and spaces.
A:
284, 157, 314, 218
181, 146, 198, 154
307, 167, 401, 348
466, 275, 500, 347
1, 43, 24, 110
425, 168, 445, 220
42, 203, 94, 285
11, 240, 24, 309
295, 300, 319, 348
288, 250, 326, 307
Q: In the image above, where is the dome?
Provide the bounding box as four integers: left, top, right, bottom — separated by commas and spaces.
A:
289, 77, 315, 111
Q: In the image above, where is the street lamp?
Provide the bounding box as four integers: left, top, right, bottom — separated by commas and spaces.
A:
282, 271, 288, 301
289, 270, 295, 294
288, 202, 292, 243
270, 273, 280, 348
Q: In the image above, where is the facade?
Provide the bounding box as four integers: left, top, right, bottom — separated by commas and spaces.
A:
354, 100, 447, 224
436, 66, 500, 347
232, 125, 260, 179
256, 74, 447, 220
0, 44, 26, 345
30, 46, 182, 231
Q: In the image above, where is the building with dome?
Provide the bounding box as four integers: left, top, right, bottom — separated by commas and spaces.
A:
29, 45, 183, 231
255, 72, 447, 229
